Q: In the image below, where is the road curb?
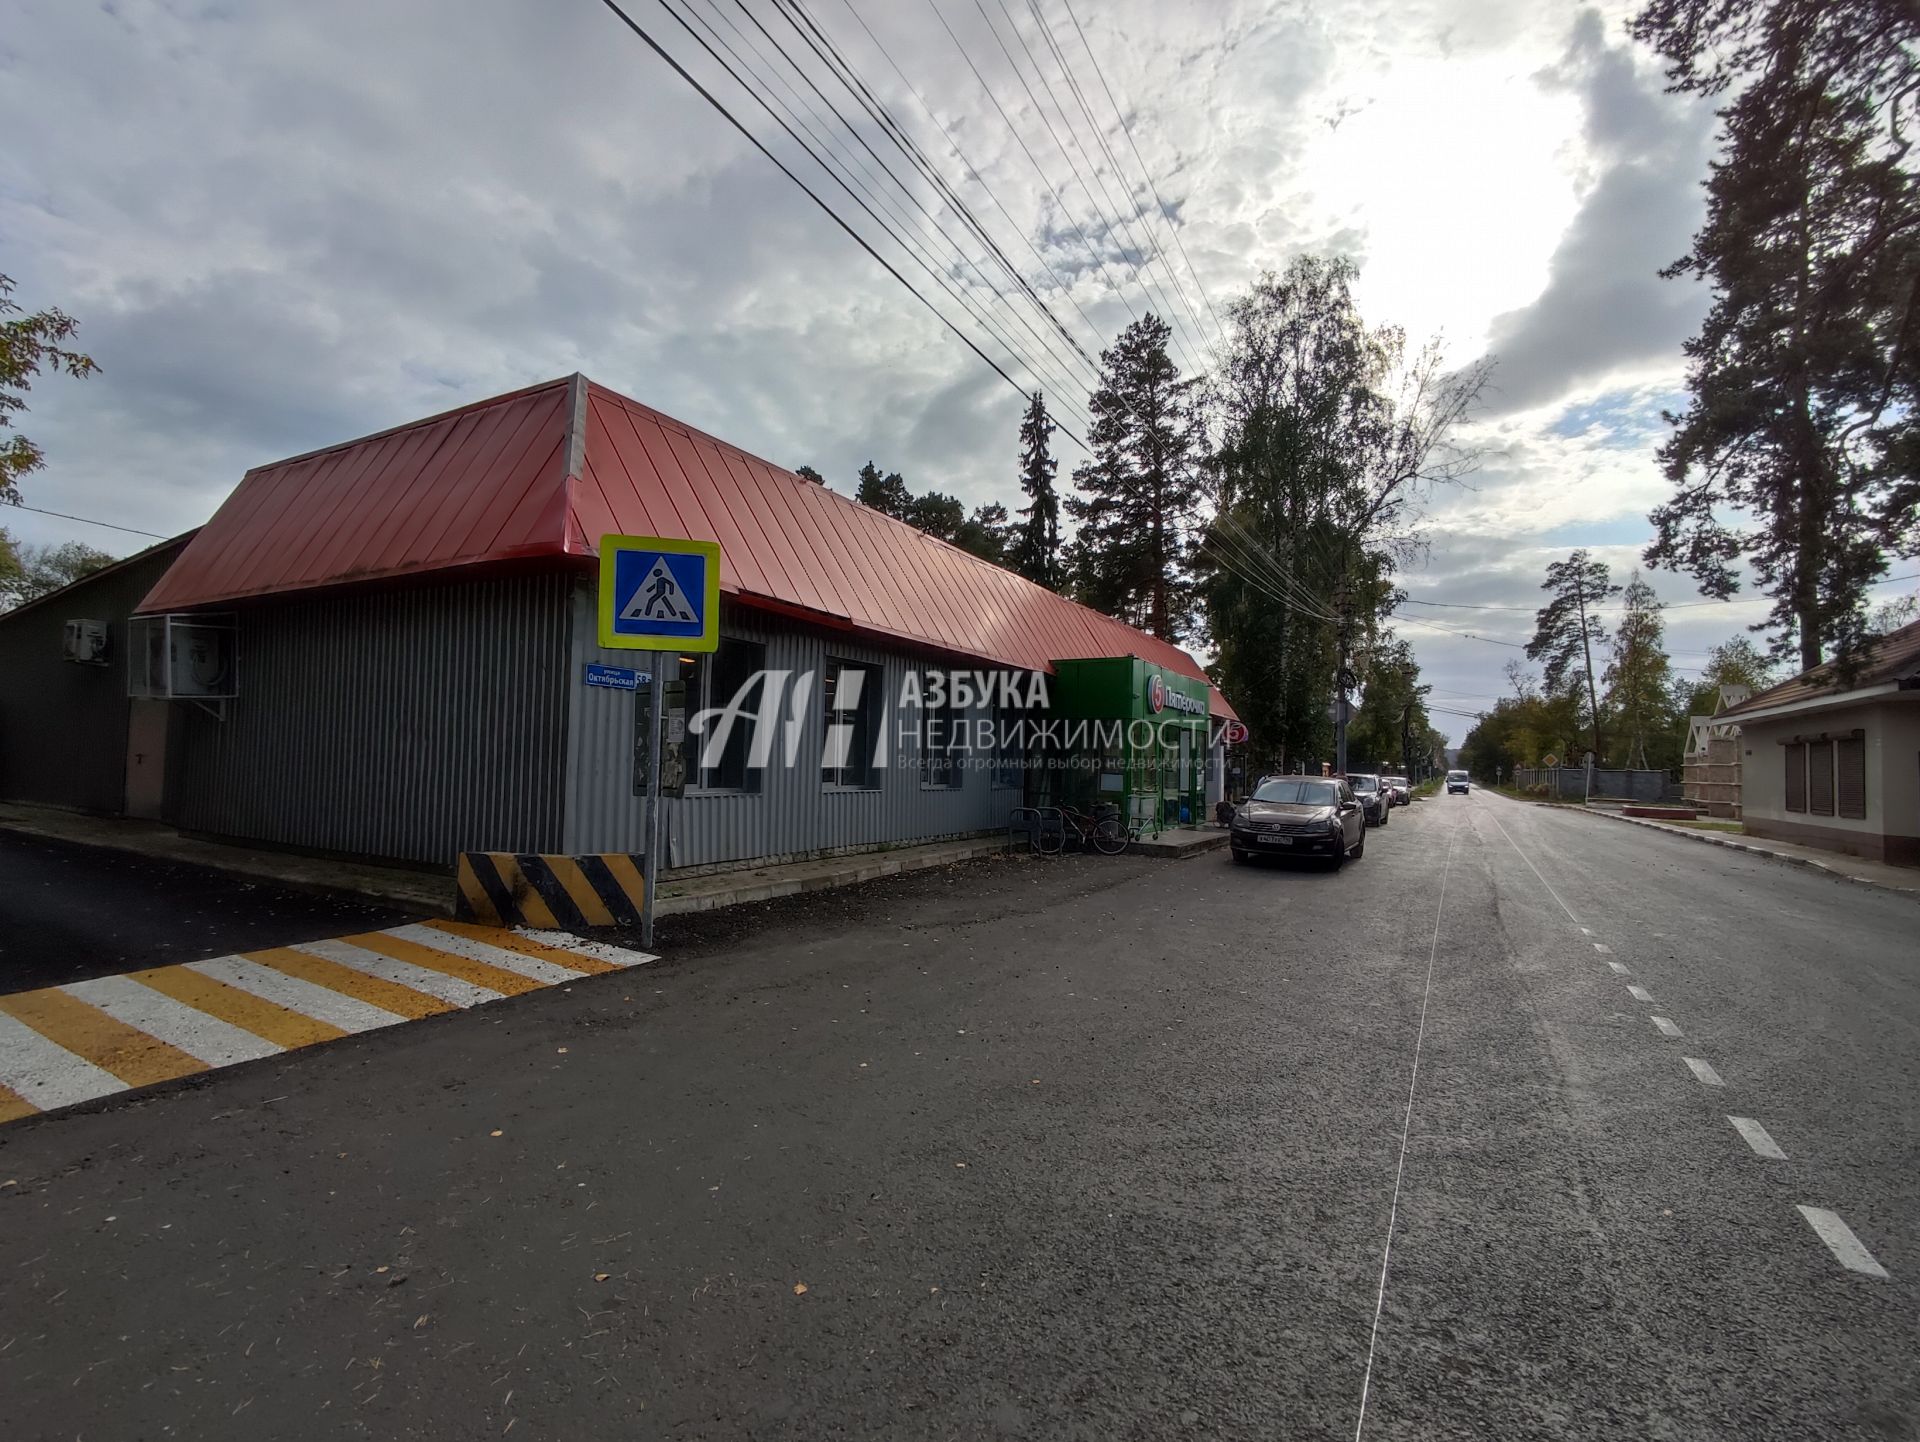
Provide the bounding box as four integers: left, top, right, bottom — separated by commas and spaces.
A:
1553, 805, 1920, 898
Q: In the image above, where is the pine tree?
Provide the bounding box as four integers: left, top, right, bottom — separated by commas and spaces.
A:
855, 462, 911, 520
1526, 550, 1620, 761
1632, 0, 1920, 672
1066, 315, 1204, 640
1012, 392, 1060, 589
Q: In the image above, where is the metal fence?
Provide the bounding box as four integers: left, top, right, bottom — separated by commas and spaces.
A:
1510, 766, 1677, 803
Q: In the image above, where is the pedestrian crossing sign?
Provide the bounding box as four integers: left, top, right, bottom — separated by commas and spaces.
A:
596, 534, 722, 652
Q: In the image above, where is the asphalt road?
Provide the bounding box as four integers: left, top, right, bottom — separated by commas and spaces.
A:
1, 794, 1915, 1440
0, 832, 406, 994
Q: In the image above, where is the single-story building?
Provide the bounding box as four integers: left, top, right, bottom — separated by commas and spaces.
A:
0, 374, 1238, 875
1714, 618, 1920, 867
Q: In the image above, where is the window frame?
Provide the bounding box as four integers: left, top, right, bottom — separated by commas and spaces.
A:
990, 698, 1023, 791
919, 683, 964, 791
821, 657, 884, 791
684, 637, 768, 795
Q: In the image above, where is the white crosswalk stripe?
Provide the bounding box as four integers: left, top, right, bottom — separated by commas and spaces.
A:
291, 937, 507, 1008
62, 975, 283, 1068
185, 955, 409, 1033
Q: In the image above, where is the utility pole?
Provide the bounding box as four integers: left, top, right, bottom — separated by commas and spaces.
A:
1334, 580, 1354, 776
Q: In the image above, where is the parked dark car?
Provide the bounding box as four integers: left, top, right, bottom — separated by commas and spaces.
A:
1348, 773, 1391, 826
1230, 777, 1366, 868
1447, 769, 1471, 795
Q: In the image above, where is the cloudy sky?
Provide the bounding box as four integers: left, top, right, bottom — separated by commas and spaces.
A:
6, 0, 1912, 737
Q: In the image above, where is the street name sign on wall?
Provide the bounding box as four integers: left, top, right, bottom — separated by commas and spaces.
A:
596, 535, 721, 652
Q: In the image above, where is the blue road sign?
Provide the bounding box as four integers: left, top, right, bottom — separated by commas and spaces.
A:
583, 663, 642, 691
596, 534, 722, 652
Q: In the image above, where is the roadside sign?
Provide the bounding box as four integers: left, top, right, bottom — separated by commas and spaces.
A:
584, 663, 641, 691
1541, 752, 1560, 767
596, 534, 721, 652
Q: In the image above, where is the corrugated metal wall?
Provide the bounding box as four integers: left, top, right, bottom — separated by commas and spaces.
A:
563, 584, 1018, 867
0, 539, 189, 813
168, 572, 570, 865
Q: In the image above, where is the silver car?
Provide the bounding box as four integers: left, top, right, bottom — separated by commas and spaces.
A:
1347, 773, 1391, 827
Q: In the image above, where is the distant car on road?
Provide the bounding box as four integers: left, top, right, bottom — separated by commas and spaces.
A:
1230, 776, 1366, 868
1447, 769, 1471, 795
1347, 773, 1391, 826
1382, 775, 1411, 806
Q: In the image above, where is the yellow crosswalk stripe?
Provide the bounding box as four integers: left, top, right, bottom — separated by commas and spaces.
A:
341, 931, 545, 997
242, 947, 453, 1021
0, 989, 206, 1089
0, 1080, 38, 1124
424, 919, 621, 975
130, 965, 349, 1049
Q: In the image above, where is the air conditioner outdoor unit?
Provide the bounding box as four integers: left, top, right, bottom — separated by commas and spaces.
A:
62, 619, 109, 665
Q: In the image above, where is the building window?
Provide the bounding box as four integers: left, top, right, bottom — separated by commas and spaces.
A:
1837, 734, 1866, 820
822, 658, 883, 789
991, 699, 1022, 790
684, 639, 766, 793
921, 682, 963, 790
1784, 742, 1806, 813
1807, 738, 1835, 815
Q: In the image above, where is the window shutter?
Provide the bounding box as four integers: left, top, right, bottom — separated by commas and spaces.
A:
1837, 735, 1866, 819
1807, 738, 1834, 816
1784, 742, 1806, 813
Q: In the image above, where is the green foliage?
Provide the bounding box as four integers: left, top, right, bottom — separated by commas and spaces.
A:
793, 464, 825, 486
1066, 314, 1205, 641
1632, 0, 1920, 672
1, 274, 99, 507
0, 531, 116, 610
1601, 572, 1674, 769
1197, 258, 1487, 771
1458, 689, 1587, 784
1526, 550, 1619, 758
1011, 392, 1061, 590
1346, 637, 1433, 773
855, 462, 912, 520
1671, 634, 1779, 727
848, 462, 1010, 565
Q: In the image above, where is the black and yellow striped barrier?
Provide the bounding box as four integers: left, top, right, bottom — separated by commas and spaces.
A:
455, 853, 647, 930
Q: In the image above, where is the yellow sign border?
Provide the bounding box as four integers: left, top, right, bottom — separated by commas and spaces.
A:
596, 534, 722, 652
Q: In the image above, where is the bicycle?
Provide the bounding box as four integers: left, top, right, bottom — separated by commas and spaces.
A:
1031, 804, 1130, 857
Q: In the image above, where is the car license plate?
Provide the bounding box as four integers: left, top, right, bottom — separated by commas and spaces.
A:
1259, 834, 1292, 846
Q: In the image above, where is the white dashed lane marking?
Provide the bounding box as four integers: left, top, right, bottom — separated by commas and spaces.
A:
1608, 962, 1631, 975
1627, 984, 1654, 1004
1593, 942, 1612, 954
1797, 1206, 1891, 1279
1683, 1057, 1726, 1087
1729, 1117, 1787, 1160
1650, 1016, 1683, 1038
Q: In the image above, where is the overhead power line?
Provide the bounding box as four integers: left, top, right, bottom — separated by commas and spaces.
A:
6, 504, 169, 540
1018, 0, 1216, 360
687, 0, 1094, 419
1059, 0, 1226, 345
596, 0, 1090, 450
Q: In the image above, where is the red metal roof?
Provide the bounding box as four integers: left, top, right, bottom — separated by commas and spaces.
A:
139, 374, 1226, 691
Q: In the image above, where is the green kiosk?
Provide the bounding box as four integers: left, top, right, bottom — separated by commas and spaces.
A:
1043, 657, 1209, 833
